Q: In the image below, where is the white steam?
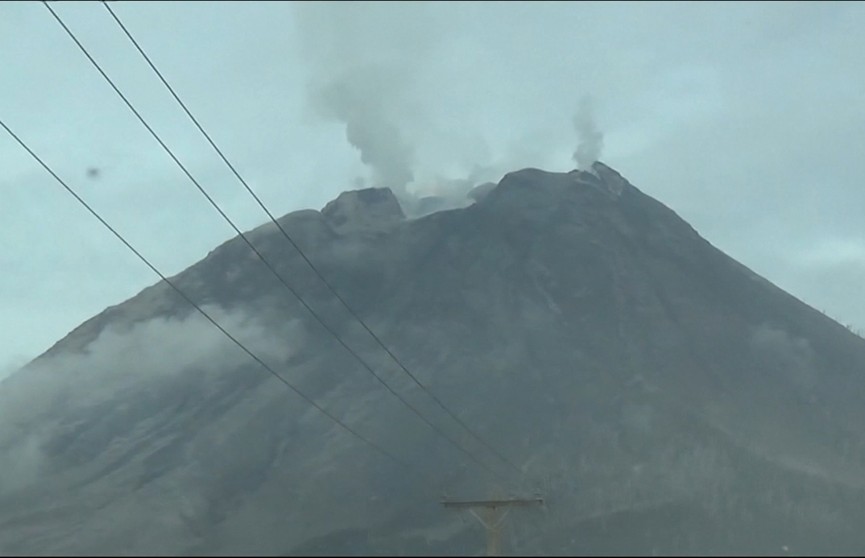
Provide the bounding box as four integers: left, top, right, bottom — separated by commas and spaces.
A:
317, 69, 415, 193
572, 96, 604, 171
295, 4, 567, 213
293, 3, 441, 199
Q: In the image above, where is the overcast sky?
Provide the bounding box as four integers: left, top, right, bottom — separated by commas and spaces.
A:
2, 1, 864, 377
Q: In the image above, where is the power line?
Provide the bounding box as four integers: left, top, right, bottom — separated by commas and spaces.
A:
0, 115, 444, 497
99, 0, 526, 483
42, 1, 510, 487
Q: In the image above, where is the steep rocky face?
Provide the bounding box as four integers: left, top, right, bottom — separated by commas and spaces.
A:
321, 187, 405, 233
2, 163, 865, 556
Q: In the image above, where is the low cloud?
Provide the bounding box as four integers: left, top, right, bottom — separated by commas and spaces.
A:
0, 354, 28, 384
0, 306, 302, 495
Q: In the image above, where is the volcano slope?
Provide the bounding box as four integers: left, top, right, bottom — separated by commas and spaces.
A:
2, 162, 865, 555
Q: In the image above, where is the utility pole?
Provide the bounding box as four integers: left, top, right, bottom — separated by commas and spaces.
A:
441, 496, 544, 556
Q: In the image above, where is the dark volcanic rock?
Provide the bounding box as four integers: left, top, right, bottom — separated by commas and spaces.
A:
1, 163, 865, 556
321, 187, 405, 233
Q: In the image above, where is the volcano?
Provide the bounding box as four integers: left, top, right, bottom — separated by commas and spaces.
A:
2, 162, 865, 556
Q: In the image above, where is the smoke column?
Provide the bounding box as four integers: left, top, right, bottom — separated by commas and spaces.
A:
316, 70, 415, 193
572, 96, 604, 171
293, 3, 439, 198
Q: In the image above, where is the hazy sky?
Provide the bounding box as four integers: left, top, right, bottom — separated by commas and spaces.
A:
2, 1, 864, 377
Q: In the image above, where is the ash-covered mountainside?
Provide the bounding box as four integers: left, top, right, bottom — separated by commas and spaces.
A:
2, 162, 865, 556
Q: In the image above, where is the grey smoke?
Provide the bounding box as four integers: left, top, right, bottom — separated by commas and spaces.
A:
293, 3, 498, 211
401, 164, 502, 218
316, 69, 415, 194
572, 96, 604, 171
293, 3, 442, 199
